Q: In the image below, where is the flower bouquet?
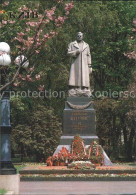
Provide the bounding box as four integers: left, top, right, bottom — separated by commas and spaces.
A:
46, 156, 53, 166
52, 154, 59, 166
88, 141, 104, 166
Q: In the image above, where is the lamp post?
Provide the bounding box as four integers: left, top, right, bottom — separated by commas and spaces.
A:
0, 42, 16, 174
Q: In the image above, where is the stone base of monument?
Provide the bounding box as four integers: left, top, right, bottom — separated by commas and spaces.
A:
54, 97, 112, 166
54, 135, 98, 153
0, 174, 20, 195
54, 136, 112, 166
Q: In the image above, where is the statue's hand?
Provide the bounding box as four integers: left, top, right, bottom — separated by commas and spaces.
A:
89, 67, 92, 74
76, 49, 80, 55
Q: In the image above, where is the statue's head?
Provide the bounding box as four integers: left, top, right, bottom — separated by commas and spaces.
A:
76, 32, 83, 42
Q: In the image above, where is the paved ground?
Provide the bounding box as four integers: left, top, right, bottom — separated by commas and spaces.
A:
20, 181, 136, 195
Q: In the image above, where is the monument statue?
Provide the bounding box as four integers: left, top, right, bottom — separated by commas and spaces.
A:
67, 32, 92, 97
54, 32, 112, 166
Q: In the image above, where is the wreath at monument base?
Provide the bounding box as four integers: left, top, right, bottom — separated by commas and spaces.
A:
46, 135, 104, 167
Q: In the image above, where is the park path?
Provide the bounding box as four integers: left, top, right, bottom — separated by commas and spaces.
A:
20, 181, 136, 195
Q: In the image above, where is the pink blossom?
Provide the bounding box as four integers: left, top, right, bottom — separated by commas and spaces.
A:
133, 19, 136, 25
124, 53, 127, 57
17, 32, 25, 36
58, 0, 63, 3
23, 37, 34, 48
3, 1, 9, 6
27, 75, 31, 79
26, 22, 38, 27
18, 74, 22, 78
55, 16, 66, 26
26, 28, 30, 32
46, 13, 53, 20
14, 35, 25, 43
38, 14, 43, 19
29, 67, 34, 72
43, 19, 49, 24
132, 28, 136, 32
14, 83, 18, 87
36, 32, 40, 37
35, 74, 41, 80
8, 20, 15, 24
50, 31, 55, 36
21, 77, 26, 81
58, 16, 65, 22
46, 8, 56, 20
18, 51, 21, 55
2, 20, 7, 25
22, 5, 28, 11
65, 11, 69, 15
28, 37, 33, 41
36, 38, 40, 42
18, 7, 23, 11
18, 5, 28, 12
35, 50, 39, 54
28, 78, 33, 82
43, 34, 49, 39
38, 85, 44, 91
35, 42, 41, 47
52, 6, 56, 11
65, 2, 74, 12
17, 37, 24, 42
130, 51, 135, 55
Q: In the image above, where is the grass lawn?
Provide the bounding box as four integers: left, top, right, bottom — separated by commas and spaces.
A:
0, 189, 6, 195
14, 164, 26, 173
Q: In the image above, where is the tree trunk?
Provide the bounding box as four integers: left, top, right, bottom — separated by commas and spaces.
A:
127, 120, 135, 161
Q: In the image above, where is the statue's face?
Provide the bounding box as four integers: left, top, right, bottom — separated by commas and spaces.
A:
77, 33, 83, 42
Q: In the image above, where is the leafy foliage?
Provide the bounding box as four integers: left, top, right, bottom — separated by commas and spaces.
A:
11, 103, 62, 161
95, 97, 136, 161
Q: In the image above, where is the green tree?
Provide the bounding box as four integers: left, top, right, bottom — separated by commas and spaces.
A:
11, 103, 62, 161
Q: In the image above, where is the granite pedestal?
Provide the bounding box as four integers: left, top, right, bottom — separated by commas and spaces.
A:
54, 97, 112, 166
55, 97, 99, 153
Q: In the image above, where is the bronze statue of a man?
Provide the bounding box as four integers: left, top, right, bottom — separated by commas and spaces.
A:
67, 32, 92, 97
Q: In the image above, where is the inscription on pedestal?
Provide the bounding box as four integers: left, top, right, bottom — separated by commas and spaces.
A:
71, 111, 88, 131
63, 109, 96, 135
